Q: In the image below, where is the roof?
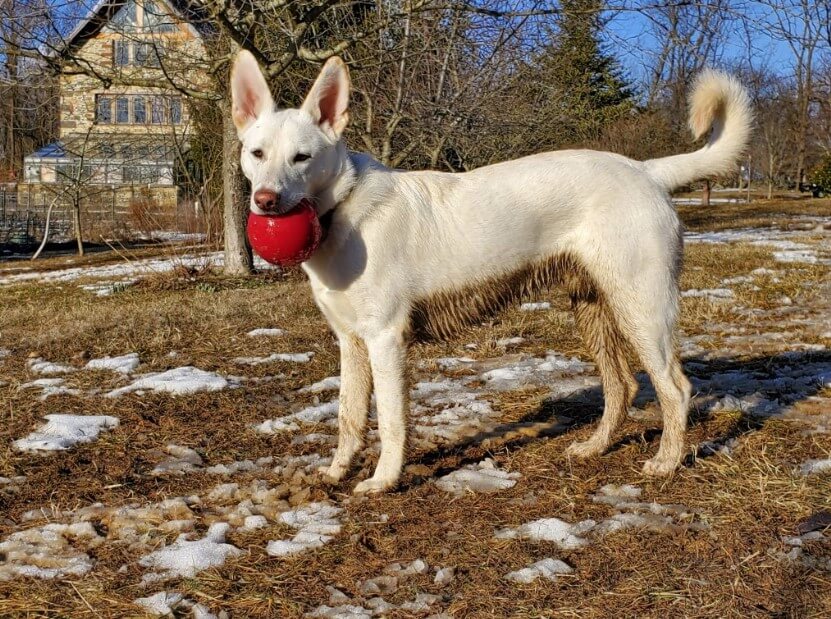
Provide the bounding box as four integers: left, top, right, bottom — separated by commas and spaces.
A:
27, 142, 67, 160
60, 0, 211, 56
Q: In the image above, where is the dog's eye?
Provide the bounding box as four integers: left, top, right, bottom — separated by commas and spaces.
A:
294, 153, 311, 163
252, 149, 264, 159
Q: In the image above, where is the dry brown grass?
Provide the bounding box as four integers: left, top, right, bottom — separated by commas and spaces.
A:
0, 197, 829, 617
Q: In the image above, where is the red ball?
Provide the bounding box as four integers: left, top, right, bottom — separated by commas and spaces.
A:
247, 200, 322, 267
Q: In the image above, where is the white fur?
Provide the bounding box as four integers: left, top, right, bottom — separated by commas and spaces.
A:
231, 52, 752, 493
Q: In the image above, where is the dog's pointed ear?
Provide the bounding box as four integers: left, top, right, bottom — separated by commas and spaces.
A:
231, 50, 273, 134
301, 57, 350, 137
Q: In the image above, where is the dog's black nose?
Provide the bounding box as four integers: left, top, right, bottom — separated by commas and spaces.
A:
254, 189, 279, 212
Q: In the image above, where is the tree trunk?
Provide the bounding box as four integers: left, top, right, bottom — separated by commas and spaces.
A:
73, 199, 84, 257
701, 179, 711, 206
221, 98, 253, 275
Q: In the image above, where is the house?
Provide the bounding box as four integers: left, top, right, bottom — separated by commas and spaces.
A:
17, 0, 211, 238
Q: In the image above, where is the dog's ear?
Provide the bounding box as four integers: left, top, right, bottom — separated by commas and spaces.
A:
301, 57, 350, 137
231, 50, 273, 134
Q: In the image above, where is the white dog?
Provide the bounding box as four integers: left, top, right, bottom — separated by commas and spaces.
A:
231, 51, 751, 494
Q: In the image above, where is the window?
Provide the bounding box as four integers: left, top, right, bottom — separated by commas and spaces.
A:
100, 143, 115, 158
116, 97, 129, 124
169, 98, 182, 124
134, 42, 149, 65
144, 1, 178, 33
96, 96, 112, 123
120, 145, 133, 160
133, 96, 147, 124
113, 40, 130, 66
111, 0, 138, 32
123, 165, 161, 184
151, 96, 164, 124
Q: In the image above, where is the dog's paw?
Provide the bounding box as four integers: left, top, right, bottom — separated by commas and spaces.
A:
565, 437, 606, 459
353, 477, 395, 495
642, 455, 679, 477
317, 464, 347, 484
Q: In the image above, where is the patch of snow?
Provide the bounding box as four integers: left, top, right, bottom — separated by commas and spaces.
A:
436, 357, 475, 369
85, 353, 140, 374
434, 566, 455, 586
255, 400, 339, 434
721, 275, 754, 285
495, 517, 595, 549
520, 302, 551, 311
300, 376, 341, 393
0, 522, 103, 581
27, 357, 74, 375
310, 604, 373, 618
799, 459, 831, 476
20, 377, 81, 400
151, 445, 204, 476
505, 558, 573, 584
681, 288, 735, 299
13, 414, 119, 452
233, 352, 314, 365
266, 502, 342, 557
246, 328, 285, 338
435, 459, 519, 495
139, 522, 243, 582
134, 592, 184, 616
106, 366, 237, 397
496, 336, 525, 347
79, 279, 136, 297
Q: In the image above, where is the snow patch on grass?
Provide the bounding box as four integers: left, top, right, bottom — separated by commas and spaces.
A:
682, 288, 735, 299
106, 366, 237, 397
233, 352, 314, 365
27, 357, 75, 375
13, 414, 119, 452
495, 517, 595, 549
139, 522, 243, 582
505, 558, 573, 584
799, 459, 831, 475
0, 522, 103, 581
300, 376, 341, 393
21, 377, 81, 400
435, 459, 520, 495
246, 328, 286, 337
85, 352, 140, 374
266, 502, 343, 557
520, 302, 551, 311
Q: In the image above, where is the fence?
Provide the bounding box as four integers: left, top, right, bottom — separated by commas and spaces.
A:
0, 183, 197, 246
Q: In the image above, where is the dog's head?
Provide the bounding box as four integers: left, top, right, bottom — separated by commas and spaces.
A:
231, 51, 350, 215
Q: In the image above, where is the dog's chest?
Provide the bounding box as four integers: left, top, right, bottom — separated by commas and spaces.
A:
307, 278, 359, 334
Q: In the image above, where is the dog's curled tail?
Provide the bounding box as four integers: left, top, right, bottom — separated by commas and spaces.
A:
644, 69, 752, 193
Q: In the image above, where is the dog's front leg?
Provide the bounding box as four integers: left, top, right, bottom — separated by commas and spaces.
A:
319, 333, 372, 482
353, 328, 408, 494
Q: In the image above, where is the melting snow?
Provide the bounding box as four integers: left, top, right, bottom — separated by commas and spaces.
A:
85, 352, 140, 374
266, 502, 343, 557
27, 357, 74, 375
13, 414, 119, 452
300, 376, 341, 393
139, 522, 243, 582
20, 377, 81, 400
151, 445, 205, 476
106, 366, 237, 397
505, 558, 573, 584
495, 517, 595, 549
247, 328, 285, 337
0, 522, 103, 581
682, 288, 735, 299
233, 352, 314, 365
520, 302, 551, 311
799, 459, 831, 475
255, 400, 339, 434
435, 459, 520, 495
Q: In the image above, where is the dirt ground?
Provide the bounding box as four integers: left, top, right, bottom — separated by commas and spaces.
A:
0, 194, 829, 618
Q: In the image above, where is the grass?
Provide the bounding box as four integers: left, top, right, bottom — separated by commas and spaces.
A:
0, 195, 829, 617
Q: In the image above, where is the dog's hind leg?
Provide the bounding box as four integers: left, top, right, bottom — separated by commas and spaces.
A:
566, 296, 638, 459
353, 327, 409, 494
610, 286, 692, 476
320, 334, 372, 482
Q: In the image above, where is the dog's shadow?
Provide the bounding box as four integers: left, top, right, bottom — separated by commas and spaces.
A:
400, 349, 831, 487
